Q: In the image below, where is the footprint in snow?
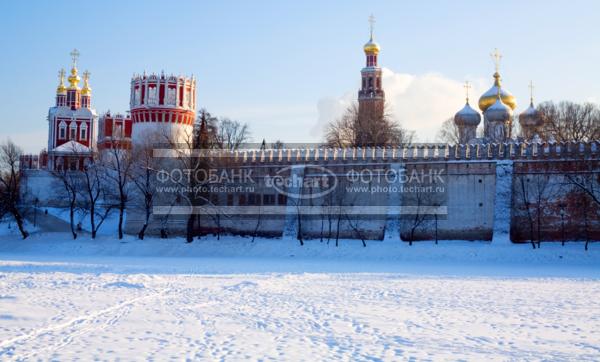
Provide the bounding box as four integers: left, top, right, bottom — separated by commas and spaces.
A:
103, 282, 145, 289
223, 281, 258, 291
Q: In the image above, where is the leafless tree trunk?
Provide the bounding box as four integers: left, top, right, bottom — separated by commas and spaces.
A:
406, 191, 428, 246
517, 176, 537, 249
54, 167, 80, 239
295, 200, 304, 246
80, 156, 112, 239
130, 135, 161, 240
345, 214, 367, 247
251, 198, 263, 243
0, 140, 28, 239
565, 171, 599, 250
103, 142, 133, 239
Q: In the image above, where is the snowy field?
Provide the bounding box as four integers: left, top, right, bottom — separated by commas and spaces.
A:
1, 231, 600, 360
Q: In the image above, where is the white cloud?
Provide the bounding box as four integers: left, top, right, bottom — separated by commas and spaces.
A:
314, 68, 487, 142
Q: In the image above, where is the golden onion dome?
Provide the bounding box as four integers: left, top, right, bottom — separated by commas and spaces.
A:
81, 85, 91, 96
81, 70, 91, 96
363, 38, 380, 54
68, 66, 80, 90
56, 69, 67, 94
478, 72, 517, 112
57, 83, 67, 94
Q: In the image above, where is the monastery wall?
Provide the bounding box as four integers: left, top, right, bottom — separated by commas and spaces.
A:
22, 141, 600, 242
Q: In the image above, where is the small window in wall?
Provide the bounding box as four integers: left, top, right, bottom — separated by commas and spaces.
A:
263, 194, 275, 205
239, 194, 247, 206
248, 193, 257, 206
59, 125, 66, 140
227, 194, 234, 206
277, 194, 287, 205
70, 127, 77, 140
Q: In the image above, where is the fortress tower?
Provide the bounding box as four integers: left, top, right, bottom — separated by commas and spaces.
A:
130, 72, 196, 145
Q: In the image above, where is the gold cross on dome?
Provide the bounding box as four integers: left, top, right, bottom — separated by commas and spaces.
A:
490, 48, 502, 73
58, 68, 65, 79
368, 14, 376, 39
464, 81, 471, 102
83, 70, 90, 80
70, 48, 80, 66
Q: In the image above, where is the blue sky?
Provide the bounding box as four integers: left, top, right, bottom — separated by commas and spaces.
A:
1, 0, 599, 151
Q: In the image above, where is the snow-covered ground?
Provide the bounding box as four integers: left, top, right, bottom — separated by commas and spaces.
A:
1, 229, 599, 360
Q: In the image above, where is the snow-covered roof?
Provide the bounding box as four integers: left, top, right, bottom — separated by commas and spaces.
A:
49, 106, 97, 119
52, 140, 91, 154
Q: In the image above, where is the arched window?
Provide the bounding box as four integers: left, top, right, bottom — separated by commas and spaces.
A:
114, 123, 123, 139
69, 122, 77, 140
58, 121, 67, 140
80, 123, 88, 141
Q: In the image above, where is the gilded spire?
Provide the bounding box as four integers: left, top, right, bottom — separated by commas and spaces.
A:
368, 14, 375, 41
67, 49, 81, 89
491, 48, 502, 73
363, 15, 380, 54
478, 48, 516, 112
81, 70, 92, 96
56, 68, 67, 94
490, 48, 502, 87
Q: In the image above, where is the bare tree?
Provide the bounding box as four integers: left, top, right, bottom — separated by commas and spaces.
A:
0, 140, 29, 238
271, 140, 285, 150
565, 170, 600, 250
325, 102, 413, 148
538, 101, 600, 142
566, 172, 600, 207
514, 173, 553, 249
251, 193, 263, 243
436, 117, 460, 144
103, 142, 133, 239
403, 189, 428, 246
213, 118, 251, 151
53, 162, 81, 240
130, 137, 160, 240
79, 157, 112, 239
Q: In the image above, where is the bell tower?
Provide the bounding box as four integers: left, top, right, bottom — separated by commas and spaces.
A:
357, 15, 385, 129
